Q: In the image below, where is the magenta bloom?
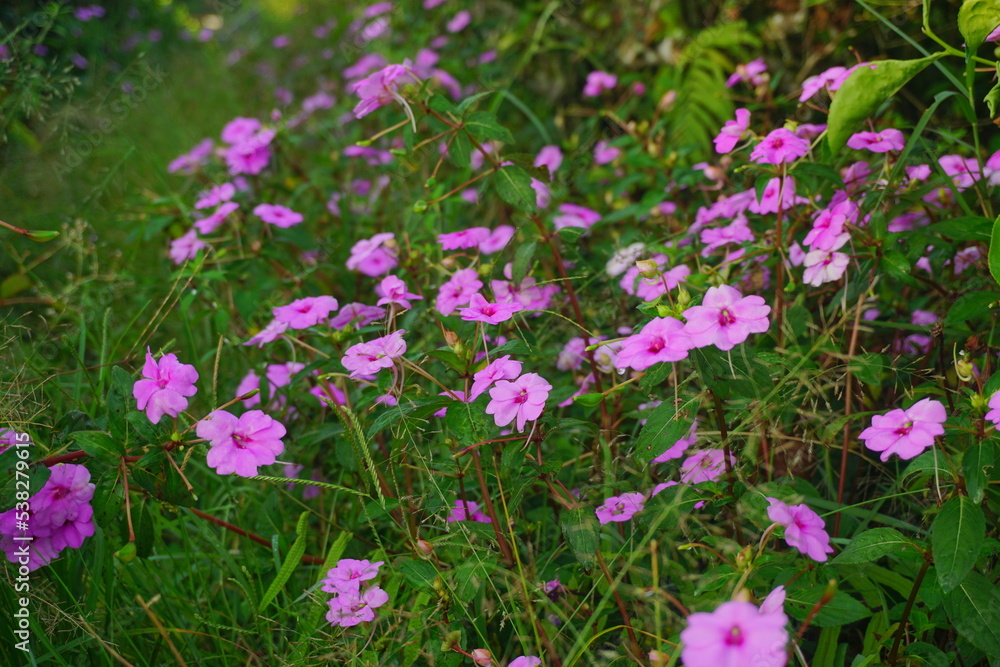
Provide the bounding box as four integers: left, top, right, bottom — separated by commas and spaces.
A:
470, 355, 523, 399
985, 390, 1000, 429
714, 108, 751, 154
615, 317, 692, 371
376, 275, 422, 310
846, 129, 904, 153
244, 319, 289, 348
534, 145, 563, 179
479, 225, 515, 254
347, 232, 399, 277
553, 203, 601, 231
436, 269, 484, 316
341, 330, 407, 378
680, 449, 727, 484
254, 203, 303, 228
273, 296, 339, 330
682, 285, 770, 351
446, 9, 471, 32
446, 499, 492, 523
326, 586, 390, 627
321, 559, 384, 594
486, 372, 552, 432
594, 141, 621, 165
766, 497, 835, 562
224, 129, 275, 176
460, 293, 524, 324
858, 397, 946, 461
652, 421, 698, 463
352, 64, 412, 119
802, 235, 851, 287
726, 58, 768, 88
509, 658, 542, 667
170, 230, 207, 264
221, 117, 262, 144
595, 492, 645, 524
439, 227, 491, 250
196, 409, 286, 477
750, 128, 810, 165
194, 201, 239, 234
32, 464, 96, 528
133, 348, 199, 424
195, 183, 235, 209
329, 302, 385, 329
583, 70, 617, 97
680, 600, 789, 667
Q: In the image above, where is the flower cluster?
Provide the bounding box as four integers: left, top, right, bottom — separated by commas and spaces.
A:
322, 558, 389, 627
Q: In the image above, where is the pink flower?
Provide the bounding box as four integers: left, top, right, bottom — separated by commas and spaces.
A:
486, 372, 552, 432
714, 108, 750, 154
446, 10, 471, 32
759, 585, 786, 616
470, 355, 523, 399
195, 183, 235, 209
196, 410, 286, 477
32, 464, 96, 528
530, 178, 551, 208
509, 658, 542, 667
985, 390, 1000, 429
221, 117, 262, 144
595, 492, 645, 524
766, 497, 834, 562
750, 128, 809, 165
254, 203, 303, 228
169, 230, 207, 264
652, 421, 698, 463
749, 177, 802, 215
436, 269, 483, 316
347, 232, 399, 277
479, 225, 515, 254
553, 203, 601, 231
700, 216, 754, 257
859, 397, 946, 462
846, 129, 904, 153
682, 285, 770, 351
799, 65, 848, 102
273, 296, 339, 329
594, 141, 621, 165
446, 499, 492, 523
680, 600, 788, 667
329, 302, 385, 329
680, 449, 726, 484
167, 138, 214, 174
802, 234, 851, 286
352, 64, 413, 119
194, 201, 239, 234
244, 319, 289, 347
326, 586, 390, 627
460, 293, 523, 324
133, 348, 199, 424
726, 58, 768, 88
534, 145, 563, 179
439, 227, 491, 250
615, 318, 692, 371
322, 559, 384, 594
224, 129, 275, 176
583, 70, 617, 97
341, 330, 407, 378
376, 275, 422, 310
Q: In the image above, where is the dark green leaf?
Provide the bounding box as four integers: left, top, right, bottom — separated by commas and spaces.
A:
932, 495, 985, 593
560, 507, 599, 569
964, 441, 999, 504
511, 241, 537, 285
833, 527, 914, 564
399, 559, 439, 589
943, 571, 1000, 657
492, 165, 537, 213
464, 111, 514, 144
632, 400, 692, 465
70, 430, 124, 463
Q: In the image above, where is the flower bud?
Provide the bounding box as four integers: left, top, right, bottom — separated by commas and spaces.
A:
649, 650, 669, 666
956, 358, 975, 382
635, 259, 660, 280
415, 539, 434, 558
471, 649, 493, 666
734, 544, 753, 572
972, 392, 988, 411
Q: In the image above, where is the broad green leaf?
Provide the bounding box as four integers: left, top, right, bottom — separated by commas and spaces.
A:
632, 399, 692, 465
904, 642, 952, 667
958, 0, 1000, 55
986, 63, 1000, 117
492, 165, 537, 212
452, 557, 496, 603
449, 131, 471, 168
107, 366, 134, 446
464, 111, 514, 144
786, 585, 872, 627
399, 559, 439, 589
833, 527, 914, 564
259, 511, 310, 612
444, 399, 492, 448
964, 441, 999, 503
943, 571, 1000, 657
932, 495, 985, 593
70, 430, 124, 462
826, 54, 946, 153
560, 507, 599, 569
511, 240, 537, 285
989, 214, 1000, 288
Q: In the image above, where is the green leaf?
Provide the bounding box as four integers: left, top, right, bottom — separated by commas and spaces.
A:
456, 90, 496, 114
444, 400, 493, 448
573, 393, 605, 407
833, 527, 914, 564
904, 642, 952, 667
70, 430, 124, 462
632, 399, 692, 465
786, 585, 872, 627
943, 572, 1000, 657
932, 495, 986, 593
449, 131, 471, 169
259, 511, 310, 612
107, 366, 134, 446
560, 507, 599, 569
826, 54, 946, 153
511, 241, 537, 285
464, 111, 514, 144
986, 63, 1000, 117
989, 214, 1000, 288
958, 0, 1000, 55
399, 559, 439, 589
492, 165, 537, 213
964, 441, 999, 504
452, 557, 496, 603
925, 215, 993, 241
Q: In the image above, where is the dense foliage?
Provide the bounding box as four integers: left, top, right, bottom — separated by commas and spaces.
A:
4, 1, 1000, 666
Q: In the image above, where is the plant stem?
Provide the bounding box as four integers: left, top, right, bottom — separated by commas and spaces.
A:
596, 550, 643, 663
886, 556, 930, 665
188, 507, 324, 564
471, 450, 515, 566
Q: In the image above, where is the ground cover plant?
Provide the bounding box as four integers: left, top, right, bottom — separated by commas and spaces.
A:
4, 0, 1000, 665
